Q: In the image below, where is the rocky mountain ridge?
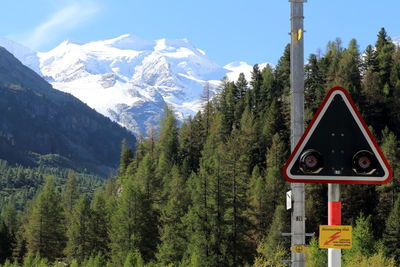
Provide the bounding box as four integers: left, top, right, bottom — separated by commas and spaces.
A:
0, 35, 263, 135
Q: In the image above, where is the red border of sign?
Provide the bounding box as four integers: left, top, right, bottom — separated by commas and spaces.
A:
282, 87, 393, 184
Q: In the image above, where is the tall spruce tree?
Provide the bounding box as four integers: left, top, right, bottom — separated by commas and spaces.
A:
375, 128, 399, 236
183, 172, 211, 266
65, 195, 93, 262
62, 171, 79, 216
305, 53, 325, 115
273, 44, 291, 136
24, 177, 66, 261
0, 220, 12, 264
156, 166, 189, 265
220, 132, 252, 266
109, 179, 158, 265
184, 114, 224, 266
90, 190, 109, 258
336, 39, 362, 102
179, 115, 205, 175
246, 166, 268, 243
157, 105, 179, 170
255, 205, 289, 264
119, 139, 134, 176
343, 214, 375, 265
383, 194, 400, 263
250, 64, 263, 114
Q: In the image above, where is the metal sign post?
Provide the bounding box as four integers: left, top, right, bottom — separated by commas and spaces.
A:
289, 0, 307, 266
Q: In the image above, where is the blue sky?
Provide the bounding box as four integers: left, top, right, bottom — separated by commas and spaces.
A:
1, 0, 399, 66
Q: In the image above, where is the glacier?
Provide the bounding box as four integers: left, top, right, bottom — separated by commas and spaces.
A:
0, 35, 262, 135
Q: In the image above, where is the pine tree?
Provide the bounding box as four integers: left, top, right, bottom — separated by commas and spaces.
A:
220, 132, 252, 266
24, 177, 66, 261
62, 171, 79, 216
343, 214, 375, 264
250, 64, 263, 114
263, 134, 287, 226
273, 44, 291, 135
220, 81, 239, 136
240, 106, 262, 172
375, 128, 399, 236
201, 82, 213, 136
344, 252, 396, 267
118, 139, 134, 176
390, 47, 400, 131
375, 27, 390, 52
305, 53, 325, 115
156, 166, 189, 265
236, 72, 248, 99
183, 173, 211, 266
362, 66, 388, 135
157, 105, 179, 169
260, 64, 274, 110
123, 250, 144, 267
246, 166, 268, 243
234, 73, 248, 129
324, 38, 344, 89
110, 179, 158, 264
362, 45, 378, 73
134, 153, 158, 203
382, 194, 400, 263
305, 237, 326, 267
183, 114, 224, 266
262, 100, 283, 149
266, 133, 287, 170
305, 183, 327, 235
0, 220, 12, 264
65, 195, 93, 262
0, 204, 18, 262
81, 253, 105, 267
254, 205, 289, 264
179, 115, 205, 175
376, 41, 395, 91
274, 44, 291, 98
89, 190, 110, 257
341, 184, 377, 226
336, 39, 362, 102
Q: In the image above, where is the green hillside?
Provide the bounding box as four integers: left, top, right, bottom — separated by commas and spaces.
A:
0, 46, 135, 176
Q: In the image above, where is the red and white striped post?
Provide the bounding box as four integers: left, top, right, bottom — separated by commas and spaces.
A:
328, 184, 341, 267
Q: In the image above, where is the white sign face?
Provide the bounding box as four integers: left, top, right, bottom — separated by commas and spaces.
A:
286, 190, 292, 210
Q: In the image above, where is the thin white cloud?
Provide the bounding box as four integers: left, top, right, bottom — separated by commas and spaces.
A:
23, 1, 100, 49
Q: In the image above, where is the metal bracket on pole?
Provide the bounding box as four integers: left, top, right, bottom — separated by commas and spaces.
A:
282, 232, 315, 237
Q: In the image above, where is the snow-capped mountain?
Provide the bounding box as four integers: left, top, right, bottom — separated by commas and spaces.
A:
0, 35, 263, 135
394, 36, 400, 46
0, 37, 40, 73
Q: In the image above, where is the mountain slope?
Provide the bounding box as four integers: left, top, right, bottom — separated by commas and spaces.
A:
0, 46, 135, 175
35, 35, 228, 134
1, 36, 268, 135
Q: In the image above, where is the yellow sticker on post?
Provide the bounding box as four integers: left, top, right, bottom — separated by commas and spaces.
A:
319, 225, 352, 249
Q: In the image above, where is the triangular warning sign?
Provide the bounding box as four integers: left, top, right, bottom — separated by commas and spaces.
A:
283, 87, 392, 184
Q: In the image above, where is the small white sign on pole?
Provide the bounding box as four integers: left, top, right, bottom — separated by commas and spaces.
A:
286, 190, 292, 210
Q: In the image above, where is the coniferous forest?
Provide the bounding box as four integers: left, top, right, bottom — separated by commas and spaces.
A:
1, 28, 400, 266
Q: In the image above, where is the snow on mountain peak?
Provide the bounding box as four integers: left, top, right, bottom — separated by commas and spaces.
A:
0, 37, 40, 73
29, 35, 234, 134
101, 34, 155, 51
0, 35, 267, 135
